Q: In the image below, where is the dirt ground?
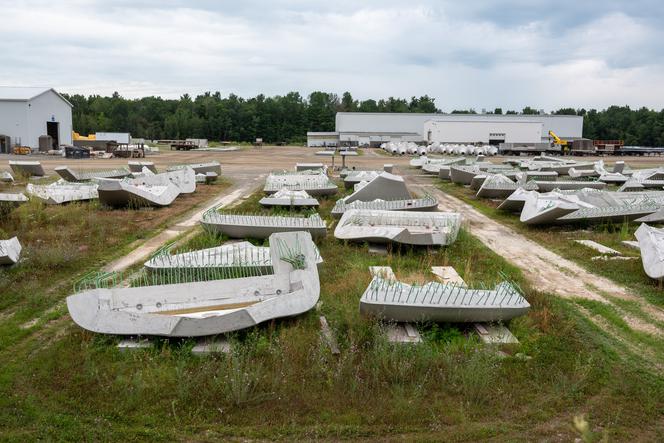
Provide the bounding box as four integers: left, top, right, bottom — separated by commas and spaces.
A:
2, 146, 664, 177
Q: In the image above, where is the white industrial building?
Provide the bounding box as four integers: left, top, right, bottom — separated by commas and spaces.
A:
424, 119, 543, 145
308, 112, 583, 147
96, 132, 131, 144
0, 87, 73, 153
306, 131, 340, 147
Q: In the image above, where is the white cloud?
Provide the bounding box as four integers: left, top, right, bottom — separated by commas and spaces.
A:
0, 0, 662, 110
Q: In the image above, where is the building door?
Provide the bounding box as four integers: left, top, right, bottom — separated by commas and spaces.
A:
46, 121, 59, 149
0, 135, 8, 153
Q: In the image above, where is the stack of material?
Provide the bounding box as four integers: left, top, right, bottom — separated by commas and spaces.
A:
66, 231, 321, 337
201, 211, 327, 239
510, 187, 664, 225
334, 209, 461, 246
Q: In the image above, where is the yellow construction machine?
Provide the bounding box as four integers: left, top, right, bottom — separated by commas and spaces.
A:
548, 130, 568, 146
548, 130, 570, 154
12, 146, 31, 155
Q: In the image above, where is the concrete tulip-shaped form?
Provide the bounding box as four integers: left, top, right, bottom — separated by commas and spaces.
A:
67, 231, 320, 337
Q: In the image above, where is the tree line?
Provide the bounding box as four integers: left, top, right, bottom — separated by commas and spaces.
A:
63, 91, 664, 146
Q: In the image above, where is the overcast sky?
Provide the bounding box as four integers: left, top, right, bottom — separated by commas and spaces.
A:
1, 0, 663, 111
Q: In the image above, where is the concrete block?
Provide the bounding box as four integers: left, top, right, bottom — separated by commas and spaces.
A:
191, 337, 231, 355
474, 323, 519, 344
386, 323, 422, 344
117, 338, 152, 351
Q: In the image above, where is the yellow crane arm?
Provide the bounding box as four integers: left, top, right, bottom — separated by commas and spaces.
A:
548, 130, 567, 146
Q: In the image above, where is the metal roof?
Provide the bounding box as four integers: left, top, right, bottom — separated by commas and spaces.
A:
336, 111, 582, 119
0, 86, 72, 107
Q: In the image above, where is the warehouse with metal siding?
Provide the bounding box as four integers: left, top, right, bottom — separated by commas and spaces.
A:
319, 112, 583, 146
424, 119, 544, 145
0, 86, 73, 152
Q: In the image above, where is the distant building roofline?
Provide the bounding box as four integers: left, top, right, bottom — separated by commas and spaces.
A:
336, 111, 581, 118
0, 86, 73, 107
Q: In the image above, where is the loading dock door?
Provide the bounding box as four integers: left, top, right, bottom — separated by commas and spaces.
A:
46, 121, 59, 149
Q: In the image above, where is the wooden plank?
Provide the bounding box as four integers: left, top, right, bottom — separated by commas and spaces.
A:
431, 266, 466, 285
386, 323, 422, 344
155, 300, 259, 316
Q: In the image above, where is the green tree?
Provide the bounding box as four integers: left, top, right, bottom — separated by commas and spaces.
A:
340, 92, 357, 112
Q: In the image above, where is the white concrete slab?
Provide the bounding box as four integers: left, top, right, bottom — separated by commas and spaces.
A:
575, 240, 620, 255
622, 240, 640, 250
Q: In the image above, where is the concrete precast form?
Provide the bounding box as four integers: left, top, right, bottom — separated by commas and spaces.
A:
67, 231, 321, 337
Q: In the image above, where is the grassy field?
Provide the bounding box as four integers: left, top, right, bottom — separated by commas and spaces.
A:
0, 180, 662, 440
0, 176, 229, 349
